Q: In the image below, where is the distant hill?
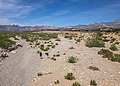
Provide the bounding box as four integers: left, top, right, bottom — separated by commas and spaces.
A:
0, 19, 120, 31
65, 19, 120, 31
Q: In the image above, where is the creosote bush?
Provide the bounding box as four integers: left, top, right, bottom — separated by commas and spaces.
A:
90, 80, 97, 86
109, 44, 118, 51
86, 33, 105, 48
72, 82, 81, 86
86, 37, 105, 48
39, 45, 50, 51
98, 49, 120, 62
98, 49, 114, 59
64, 73, 75, 80
68, 56, 77, 63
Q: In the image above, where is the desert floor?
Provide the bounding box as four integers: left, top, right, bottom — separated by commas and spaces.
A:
0, 32, 120, 86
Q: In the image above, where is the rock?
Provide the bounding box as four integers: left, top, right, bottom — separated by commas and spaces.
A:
11, 51, 16, 54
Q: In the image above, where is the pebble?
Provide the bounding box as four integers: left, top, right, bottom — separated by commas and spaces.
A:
110, 75, 115, 77
104, 72, 107, 74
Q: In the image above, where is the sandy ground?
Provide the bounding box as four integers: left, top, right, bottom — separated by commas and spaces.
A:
0, 34, 120, 86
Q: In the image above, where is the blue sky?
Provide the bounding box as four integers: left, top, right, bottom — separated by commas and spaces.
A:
0, 0, 120, 26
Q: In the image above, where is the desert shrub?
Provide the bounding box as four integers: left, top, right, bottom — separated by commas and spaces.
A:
47, 45, 52, 47
44, 46, 50, 51
64, 35, 72, 40
102, 38, 110, 42
112, 54, 120, 62
90, 80, 97, 86
86, 37, 105, 48
41, 36, 50, 40
51, 57, 56, 61
98, 49, 114, 59
52, 45, 55, 48
55, 38, 61, 41
69, 47, 75, 49
76, 39, 81, 42
39, 45, 50, 51
114, 41, 119, 45
98, 49, 120, 62
68, 56, 77, 63
54, 80, 59, 84
56, 54, 60, 57
109, 44, 118, 51
64, 35, 69, 38
64, 73, 75, 80
37, 72, 43, 76
72, 82, 81, 86
56, 43, 58, 45
40, 45, 44, 50
69, 36, 73, 40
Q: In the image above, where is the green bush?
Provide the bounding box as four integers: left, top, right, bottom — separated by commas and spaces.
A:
113, 54, 120, 62
64, 35, 72, 40
98, 49, 120, 62
86, 37, 105, 48
98, 49, 114, 59
109, 44, 118, 51
68, 56, 77, 63
71, 82, 81, 86
90, 80, 97, 86
39, 45, 50, 51
64, 73, 75, 80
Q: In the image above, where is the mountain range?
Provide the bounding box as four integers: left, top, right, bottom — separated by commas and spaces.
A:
0, 19, 120, 31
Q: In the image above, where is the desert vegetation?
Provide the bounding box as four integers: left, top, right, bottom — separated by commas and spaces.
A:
0, 31, 120, 86
86, 33, 105, 47
64, 73, 75, 80
68, 56, 78, 63
71, 82, 81, 86
90, 80, 97, 86
98, 49, 120, 62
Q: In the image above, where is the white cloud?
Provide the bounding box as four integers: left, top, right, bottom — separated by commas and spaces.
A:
0, 0, 55, 24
